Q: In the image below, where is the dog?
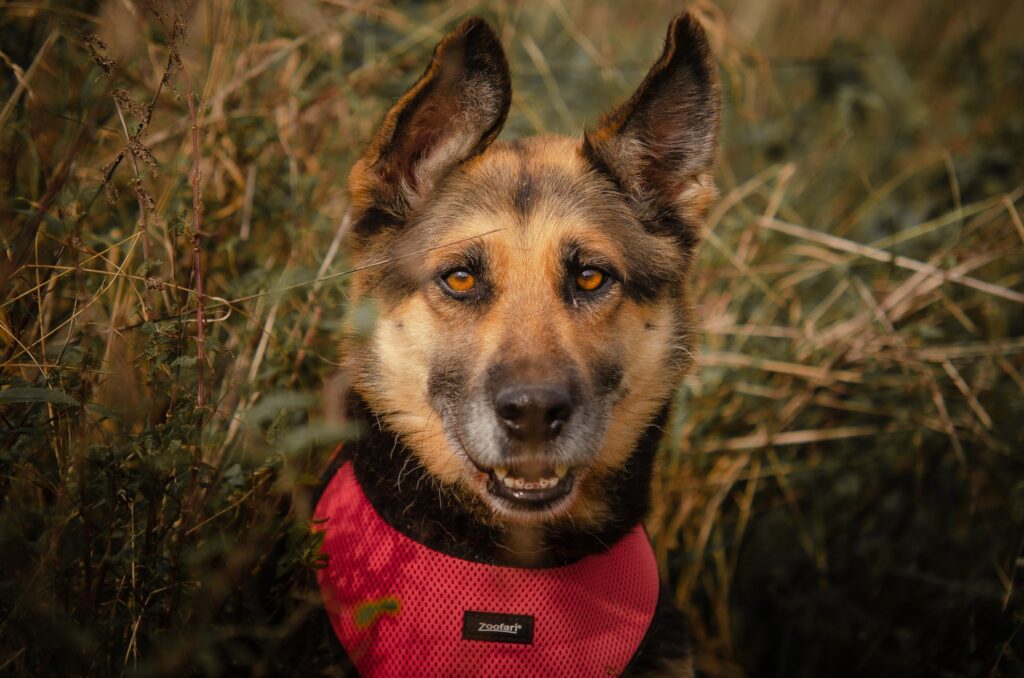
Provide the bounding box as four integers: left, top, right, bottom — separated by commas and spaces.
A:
314, 11, 720, 677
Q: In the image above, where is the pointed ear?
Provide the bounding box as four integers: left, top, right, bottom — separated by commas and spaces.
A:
348, 17, 511, 220
582, 13, 721, 240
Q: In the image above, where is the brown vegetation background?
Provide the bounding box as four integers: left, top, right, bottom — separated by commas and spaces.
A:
1, 1, 1022, 675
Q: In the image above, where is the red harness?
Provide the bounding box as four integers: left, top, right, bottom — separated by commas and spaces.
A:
314, 462, 660, 677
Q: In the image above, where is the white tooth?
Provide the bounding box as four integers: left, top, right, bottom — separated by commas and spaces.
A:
494, 466, 508, 481
503, 477, 515, 488
514, 478, 526, 489
555, 464, 568, 479
538, 478, 550, 489
547, 476, 559, 487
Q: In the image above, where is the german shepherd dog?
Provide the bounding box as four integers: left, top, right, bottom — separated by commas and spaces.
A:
321, 11, 719, 676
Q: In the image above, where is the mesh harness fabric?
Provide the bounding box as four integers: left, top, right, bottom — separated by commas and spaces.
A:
314, 461, 660, 677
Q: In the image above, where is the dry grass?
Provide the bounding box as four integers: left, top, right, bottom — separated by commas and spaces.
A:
1, 1, 1022, 676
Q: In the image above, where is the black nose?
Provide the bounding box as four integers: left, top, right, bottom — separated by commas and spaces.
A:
494, 385, 573, 443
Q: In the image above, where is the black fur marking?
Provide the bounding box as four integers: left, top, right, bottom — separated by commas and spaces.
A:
617, 238, 682, 303
581, 136, 628, 195
350, 208, 419, 303
506, 138, 536, 217
367, 257, 419, 304
427, 362, 468, 404
594, 361, 624, 396
621, 265, 673, 302
351, 206, 402, 240
513, 164, 535, 216
341, 396, 670, 567
647, 207, 702, 255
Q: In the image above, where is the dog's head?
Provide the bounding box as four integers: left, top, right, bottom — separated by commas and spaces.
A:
342, 14, 719, 526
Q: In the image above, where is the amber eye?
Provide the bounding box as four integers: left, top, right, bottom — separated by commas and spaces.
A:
575, 268, 605, 292
444, 269, 476, 294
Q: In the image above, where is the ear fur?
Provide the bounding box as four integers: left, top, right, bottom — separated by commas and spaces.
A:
348, 17, 511, 221
583, 13, 721, 244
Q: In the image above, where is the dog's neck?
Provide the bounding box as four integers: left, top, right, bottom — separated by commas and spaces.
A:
344, 397, 667, 568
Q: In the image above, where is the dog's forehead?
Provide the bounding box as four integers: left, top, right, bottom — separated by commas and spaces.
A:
416, 135, 632, 247
381, 135, 686, 303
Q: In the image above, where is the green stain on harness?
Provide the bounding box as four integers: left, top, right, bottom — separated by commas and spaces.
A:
354, 596, 402, 629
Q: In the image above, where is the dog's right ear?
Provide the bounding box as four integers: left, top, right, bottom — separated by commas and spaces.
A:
348, 17, 511, 224
583, 13, 720, 248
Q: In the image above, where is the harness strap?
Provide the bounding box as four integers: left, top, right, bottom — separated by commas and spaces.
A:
314, 462, 660, 677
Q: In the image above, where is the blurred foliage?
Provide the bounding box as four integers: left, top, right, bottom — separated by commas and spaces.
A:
1, 1, 1022, 676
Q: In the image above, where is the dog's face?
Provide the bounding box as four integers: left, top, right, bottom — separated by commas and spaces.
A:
342, 15, 719, 527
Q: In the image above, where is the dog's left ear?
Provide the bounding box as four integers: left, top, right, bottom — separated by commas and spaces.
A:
583, 13, 721, 237
348, 17, 511, 220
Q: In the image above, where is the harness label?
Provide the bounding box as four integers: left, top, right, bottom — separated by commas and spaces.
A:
462, 610, 534, 644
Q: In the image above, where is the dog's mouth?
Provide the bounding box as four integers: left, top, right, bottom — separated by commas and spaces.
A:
454, 430, 592, 519
486, 463, 575, 509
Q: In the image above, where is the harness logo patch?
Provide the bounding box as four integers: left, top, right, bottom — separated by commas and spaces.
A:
462, 610, 534, 644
